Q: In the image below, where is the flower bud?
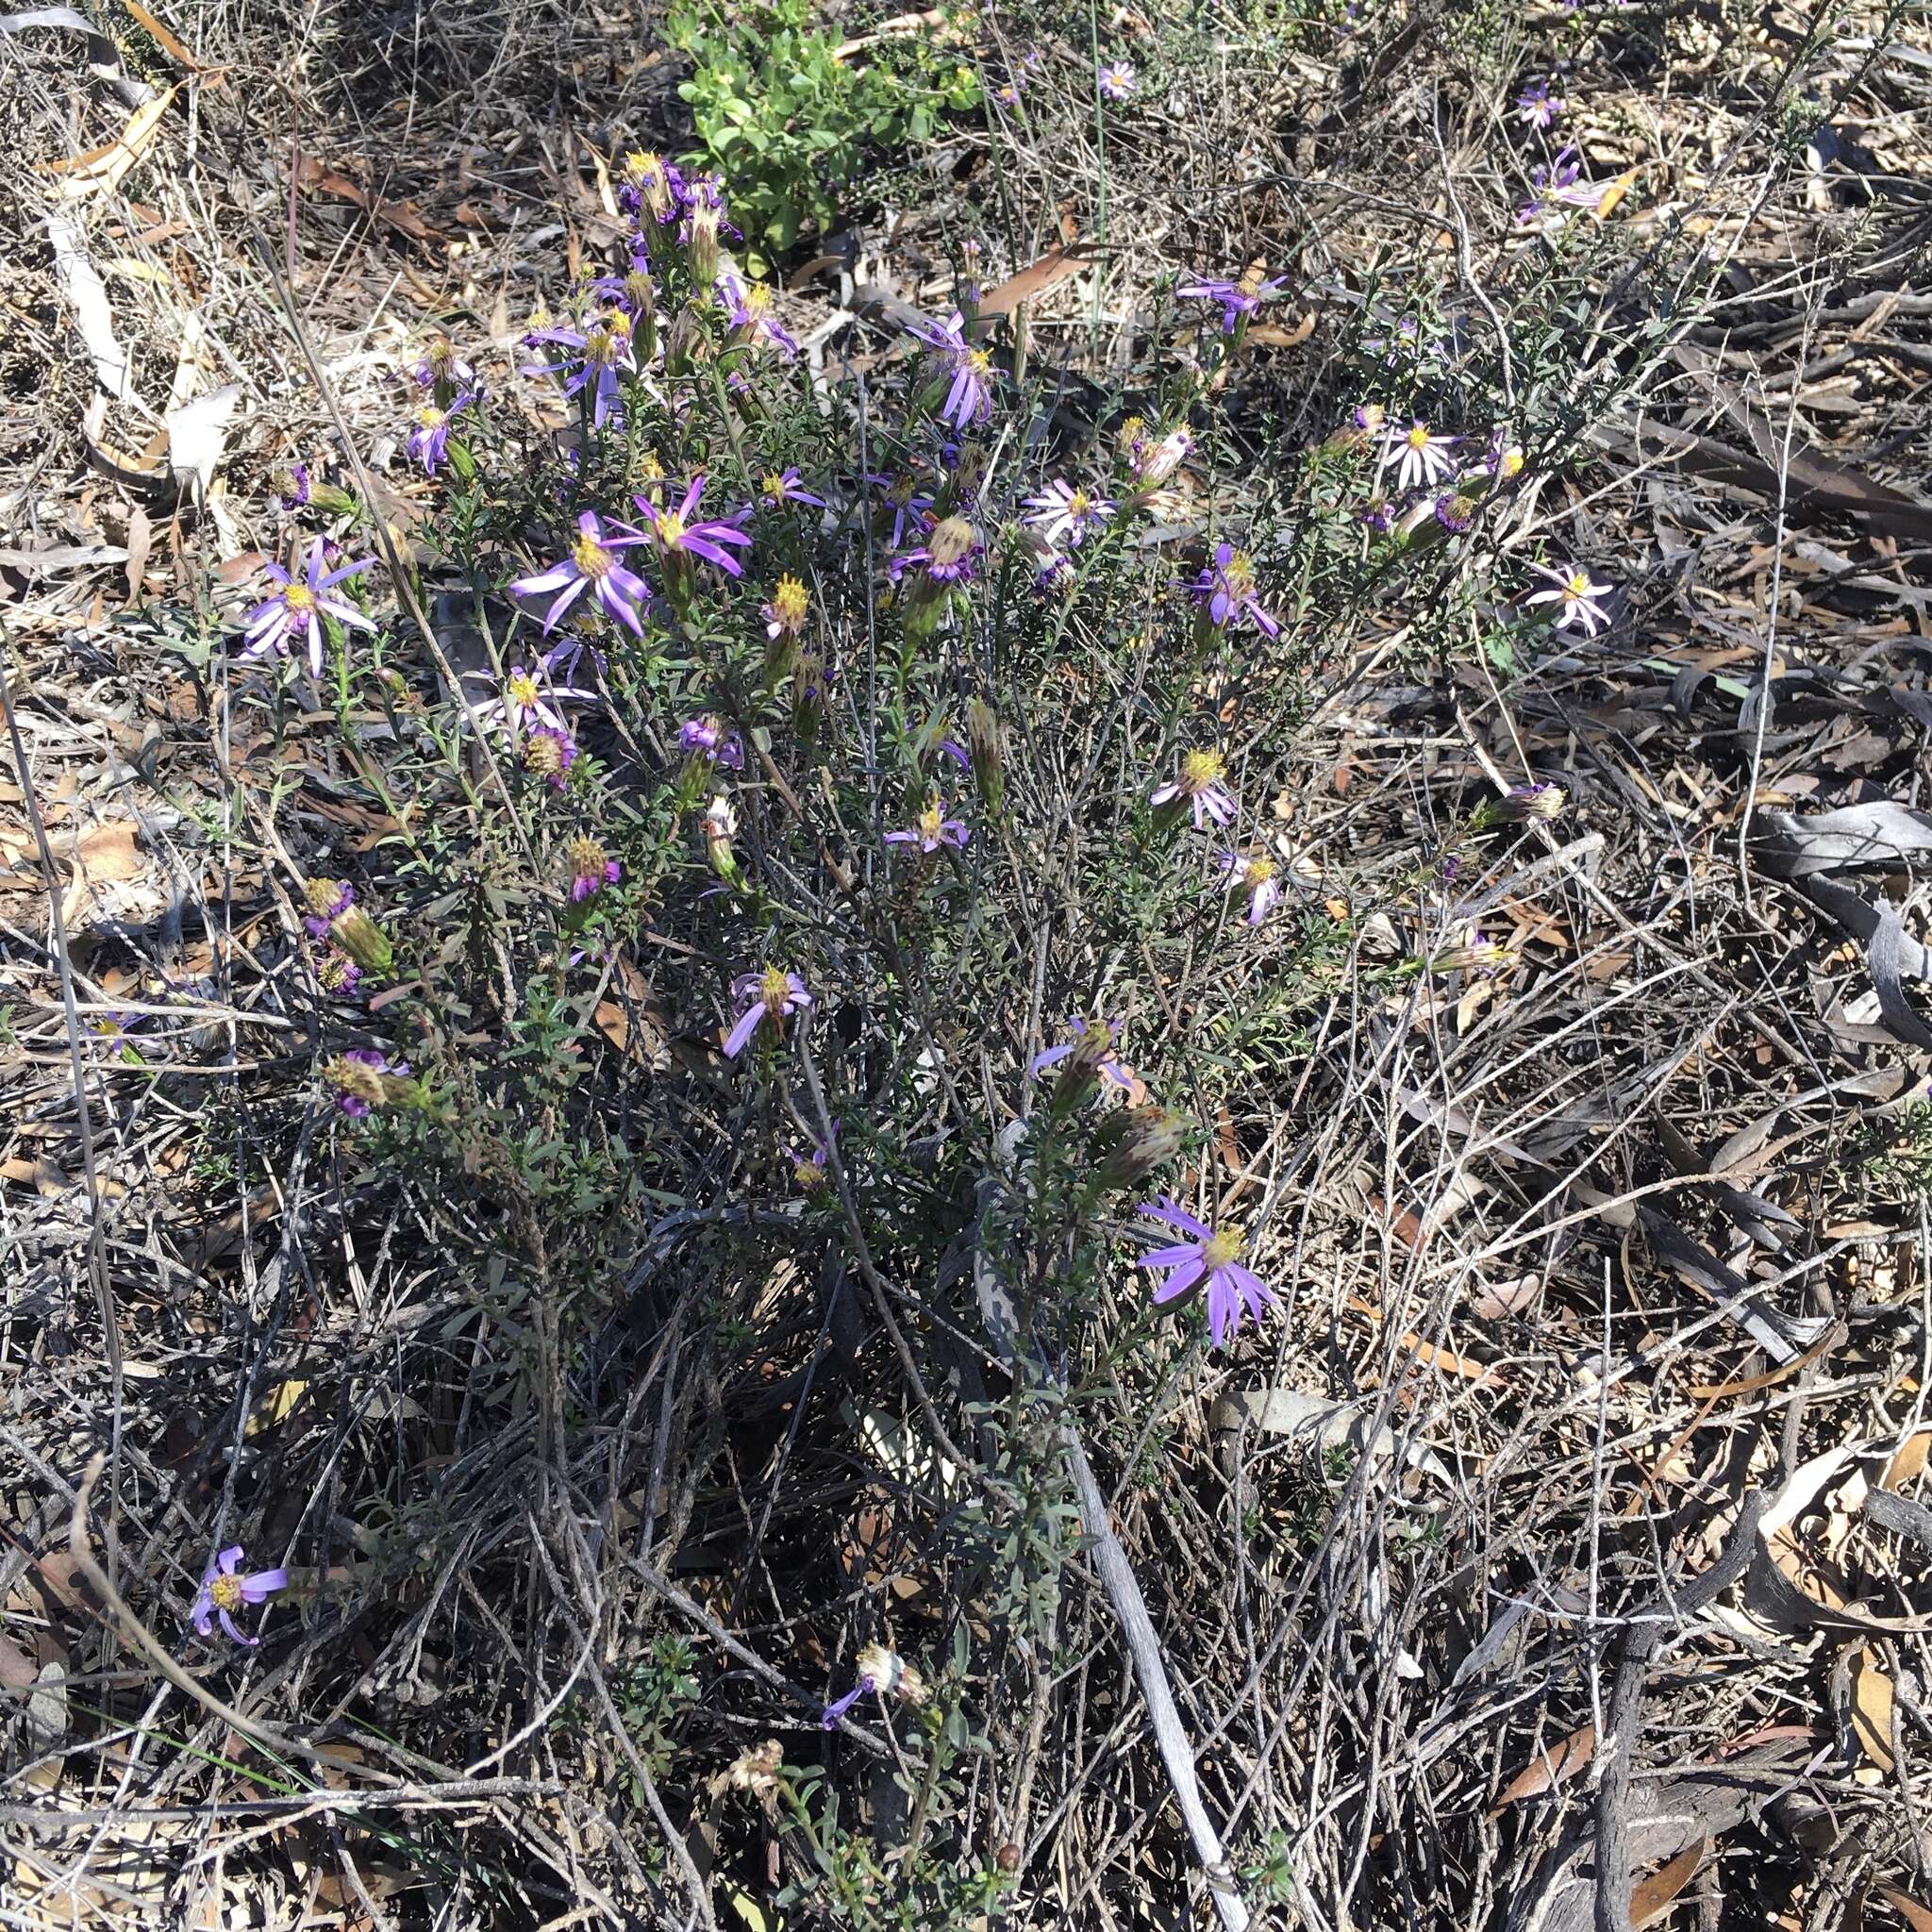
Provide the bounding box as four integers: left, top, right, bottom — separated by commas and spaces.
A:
1091, 1105, 1185, 1192
688, 201, 720, 291
303, 877, 392, 975
965, 696, 1004, 815
1496, 781, 1566, 824
701, 793, 738, 879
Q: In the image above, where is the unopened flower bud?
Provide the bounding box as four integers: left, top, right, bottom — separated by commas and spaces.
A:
688, 202, 720, 291
1091, 1105, 1186, 1192
965, 696, 1004, 815
701, 793, 738, 879
303, 877, 392, 975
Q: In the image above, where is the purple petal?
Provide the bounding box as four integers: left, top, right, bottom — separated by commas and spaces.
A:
723, 1004, 763, 1058
1149, 1257, 1206, 1306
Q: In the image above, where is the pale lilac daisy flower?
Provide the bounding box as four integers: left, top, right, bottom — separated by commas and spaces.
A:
1219, 851, 1281, 925
1097, 59, 1136, 99
1151, 749, 1237, 829
1191, 542, 1280, 637
760, 467, 826, 510
908, 310, 995, 430
1024, 478, 1115, 547
717, 274, 800, 358
1515, 78, 1563, 129
475, 660, 594, 739
242, 540, 376, 678
1380, 419, 1459, 491
510, 512, 653, 636
525, 309, 637, 428
885, 796, 970, 854
1524, 561, 1612, 635
1135, 1197, 1278, 1347
192, 1545, 288, 1645
724, 965, 812, 1058
566, 835, 621, 902
405, 392, 471, 475
1177, 268, 1288, 334
628, 475, 753, 577
1030, 1015, 1135, 1089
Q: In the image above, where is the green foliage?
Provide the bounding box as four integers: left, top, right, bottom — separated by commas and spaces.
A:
668, 0, 980, 257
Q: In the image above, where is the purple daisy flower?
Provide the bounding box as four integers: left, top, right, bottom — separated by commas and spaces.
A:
1219, 852, 1281, 925
873, 472, 937, 548
242, 539, 376, 678
511, 512, 653, 636
1177, 269, 1288, 335
1190, 542, 1280, 637
524, 724, 577, 789
405, 391, 471, 476
718, 274, 800, 358
628, 475, 753, 577
1135, 1196, 1278, 1348
889, 515, 981, 587
475, 660, 594, 740
620, 149, 683, 224
1024, 478, 1114, 547
759, 466, 826, 511
908, 309, 994, 431
1097, 59, 1136, 99
885, 796, 970, 853
790, 1121, 836, 1192
1030, 1016, 1135, 1089
302, 878, 355, 940
1515, 78, 1564, 129
724, 965, 812, 1058
525, 310, 637, 428
678, 713, 745, 770
192, 1545, 289, 1645
1151, 749, 1237, 829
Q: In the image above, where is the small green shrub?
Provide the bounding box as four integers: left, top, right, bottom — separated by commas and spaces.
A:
667, 0, 981, 258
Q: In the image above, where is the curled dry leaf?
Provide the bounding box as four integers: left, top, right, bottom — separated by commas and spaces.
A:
1488, 1723, 1594, 1816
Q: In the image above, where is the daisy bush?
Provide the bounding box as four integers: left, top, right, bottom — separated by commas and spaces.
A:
147, 2, 1799, 1903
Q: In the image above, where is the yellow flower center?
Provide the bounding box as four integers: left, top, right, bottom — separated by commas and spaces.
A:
525, 735, 564, 776
741, 284, 772, 317
283, 582, 315, 612
1499, 448, 1524, 478
208, 1574, 244, 1613
327, 1057, 385, 1106
965, 347, 991, 377
1067, 488, 1091, 519
1181, 749, 1225, 793
573, 533, 614, 579
507, 672, 541, 708
624, 150, 661, 183
416, 405, 445, 429
1244, 857, 1276, 886
918, 802, 944, 841
1202, 1228, 1245, 1268
1223, 550, 1256, 594
1238, 266, 1265, 297
772, 575, 809, 626
793, 1158, 826, 1191
762, 472, 789, 501
1566, 571, 1591, 597
656, 511, 687, 550
638, 452, 665, 483
759, 965, 791, 1010
1406, 424, 1432, 451
566, 835, 608, 876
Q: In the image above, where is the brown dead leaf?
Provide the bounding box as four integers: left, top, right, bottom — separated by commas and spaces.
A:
1489, 1724, 1594, 1815
1853, 1650, 1895, 1772
1631, 1840, 1705, 1927
1245, 312, 1316, 349
1878, 1888, 1932, 1932
125, 0, 221, 74
71, 821, 143, 882
42, 85, 181, 199
1882, 1429, 1931, 1491
976, 242, 1101, 317
294, 155, 439, 246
